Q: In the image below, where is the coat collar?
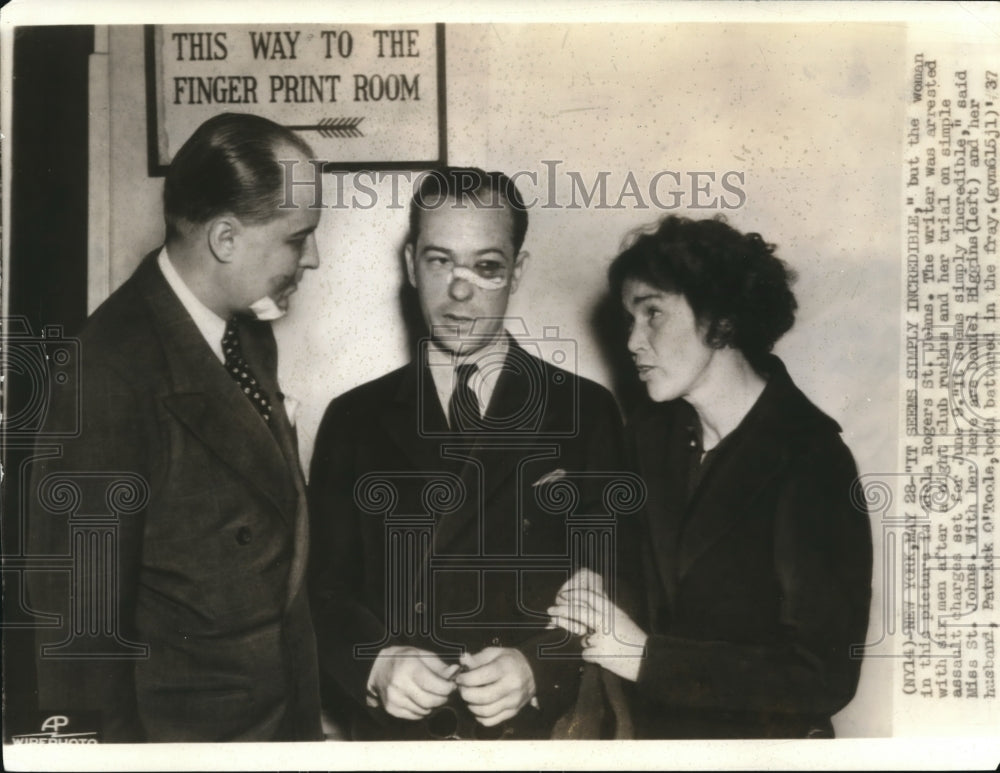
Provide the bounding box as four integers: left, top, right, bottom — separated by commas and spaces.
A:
132, 251, 297, 521
382, 333, 553, 449
631, 400, 688, 606
633, 356, 841, 581
380, 335, 559, 556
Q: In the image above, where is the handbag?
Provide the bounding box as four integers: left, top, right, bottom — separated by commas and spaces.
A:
550, 663, 634, 740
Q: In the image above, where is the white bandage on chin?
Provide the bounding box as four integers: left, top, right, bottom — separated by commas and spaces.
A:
248, 295, 286, 321
450, 265, 508, 291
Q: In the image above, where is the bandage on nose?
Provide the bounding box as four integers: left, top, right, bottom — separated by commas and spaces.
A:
449, 265, 508, 291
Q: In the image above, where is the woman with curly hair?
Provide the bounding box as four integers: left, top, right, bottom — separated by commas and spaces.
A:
549, 215, 872, 738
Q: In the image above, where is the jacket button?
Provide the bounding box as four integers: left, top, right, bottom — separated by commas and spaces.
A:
490, 636, 501, 647
236, 526, 252, 545
521, 518, 531, 533
414, 601, 425, 614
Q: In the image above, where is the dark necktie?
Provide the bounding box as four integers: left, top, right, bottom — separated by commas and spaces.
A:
448, 363, 480, 431
222, 317, 272, 423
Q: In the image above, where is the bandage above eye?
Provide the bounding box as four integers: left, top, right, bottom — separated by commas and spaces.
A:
450, 265, 508, 291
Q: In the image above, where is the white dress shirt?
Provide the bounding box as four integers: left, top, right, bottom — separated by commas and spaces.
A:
426, 333, 509, 427
156, 248, 298, 425
157, 247, 227, 363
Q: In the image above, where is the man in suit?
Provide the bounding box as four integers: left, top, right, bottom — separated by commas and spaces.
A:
27, 113, 325, 742
308, 168, 626, 739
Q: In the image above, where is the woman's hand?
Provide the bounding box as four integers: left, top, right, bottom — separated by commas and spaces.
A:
547, 569, 648, 682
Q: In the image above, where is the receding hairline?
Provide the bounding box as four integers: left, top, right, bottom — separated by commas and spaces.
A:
271, 139, 315, 164
408, 189, 520, 244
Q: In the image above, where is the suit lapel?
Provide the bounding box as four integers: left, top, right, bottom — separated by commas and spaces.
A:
675, 380, 790, 579
380, 339, 555, 559
634, 403, 689, 607
475, 339, 548, 498
379, 360, 455, 474
431, 340, 553, 556
136, 253, 296, 520
240, 319, 311, 605
381, 340, 563, 561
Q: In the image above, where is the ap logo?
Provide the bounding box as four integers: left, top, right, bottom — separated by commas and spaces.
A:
40, 715, 69, 733
10, 714, 99, 744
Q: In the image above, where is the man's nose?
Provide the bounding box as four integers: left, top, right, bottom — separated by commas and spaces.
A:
448, 273, 474, 301
300, 233, 320, 269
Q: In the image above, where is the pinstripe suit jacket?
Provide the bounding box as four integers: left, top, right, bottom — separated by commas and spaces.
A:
308, 338, 627, 739
27, 252, 322, 742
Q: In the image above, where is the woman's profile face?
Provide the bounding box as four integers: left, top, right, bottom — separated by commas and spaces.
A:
621, 277, 716, 403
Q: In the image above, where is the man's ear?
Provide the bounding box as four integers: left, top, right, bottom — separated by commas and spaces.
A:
403, 242, 417, 288
509, 250, 529, 294
207, 216, 238, 263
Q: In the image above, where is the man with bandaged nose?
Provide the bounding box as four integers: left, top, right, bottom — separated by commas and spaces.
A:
28, 113, 324, 741
308, 168, 625, 740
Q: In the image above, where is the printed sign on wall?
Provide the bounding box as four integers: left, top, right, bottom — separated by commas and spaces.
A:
145, 24, 446, 174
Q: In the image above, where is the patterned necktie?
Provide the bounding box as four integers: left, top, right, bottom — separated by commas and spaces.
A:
448, 363, 480, 431
222, 317, 272, 423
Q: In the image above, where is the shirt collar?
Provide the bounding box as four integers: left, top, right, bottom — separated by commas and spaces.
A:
157, 247, 227, 363
426, 332, 510, 425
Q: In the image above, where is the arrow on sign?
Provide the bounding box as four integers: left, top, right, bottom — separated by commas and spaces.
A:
286, 117, 365, 138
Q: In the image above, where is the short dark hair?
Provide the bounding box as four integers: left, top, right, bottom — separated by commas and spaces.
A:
163, 112, 314, 239
406, 166, 529, 252
608, 214, 797, 366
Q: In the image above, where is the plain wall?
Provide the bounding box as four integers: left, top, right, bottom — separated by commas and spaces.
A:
102, 22, 904, 736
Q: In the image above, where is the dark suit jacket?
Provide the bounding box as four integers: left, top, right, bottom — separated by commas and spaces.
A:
27, 252, 322, 742
308, 337, 626, 739
623, 357, 872, 738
